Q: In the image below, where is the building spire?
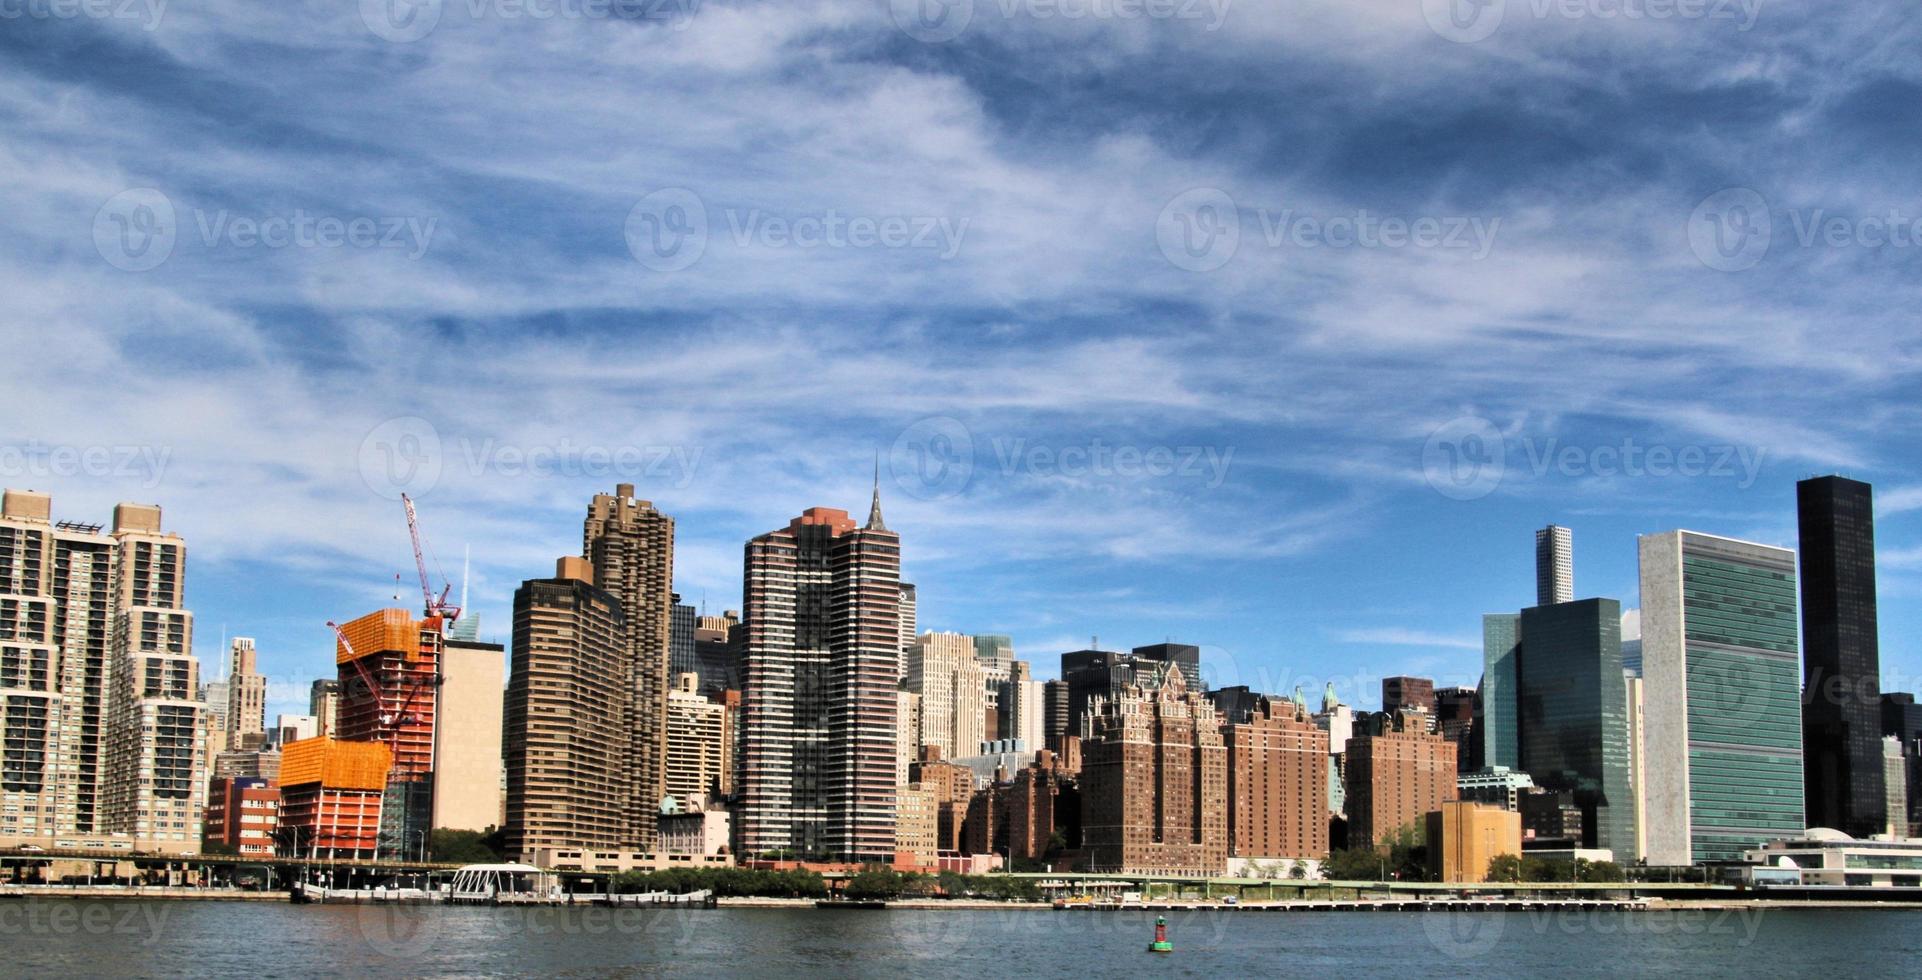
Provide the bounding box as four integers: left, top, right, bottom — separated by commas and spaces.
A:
866, 452, 887, 531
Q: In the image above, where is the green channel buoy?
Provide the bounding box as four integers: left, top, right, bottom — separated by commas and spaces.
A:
1148, 914, 1173, 953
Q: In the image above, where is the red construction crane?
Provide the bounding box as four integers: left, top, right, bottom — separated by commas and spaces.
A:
400, 493, 461, 623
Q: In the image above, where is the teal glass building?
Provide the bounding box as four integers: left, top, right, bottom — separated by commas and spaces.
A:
1640, 531, 1805, 865
1481, 613, 1521, 770
1517, 597, 1633, 856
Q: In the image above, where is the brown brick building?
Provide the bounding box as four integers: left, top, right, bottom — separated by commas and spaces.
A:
1222, 695, 1330, 860
1006, 750, 1070, 861
1344, 711, 1458, 849
911, 753, 977, 853
1079, 664, 1227, 876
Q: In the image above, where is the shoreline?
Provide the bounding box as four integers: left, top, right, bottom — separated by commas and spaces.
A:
4, 887, 1919, 912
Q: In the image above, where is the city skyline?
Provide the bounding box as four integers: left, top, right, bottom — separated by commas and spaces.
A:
6, 6, 1921, 728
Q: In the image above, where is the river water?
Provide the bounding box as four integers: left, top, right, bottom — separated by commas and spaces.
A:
4, 901, 1919, 977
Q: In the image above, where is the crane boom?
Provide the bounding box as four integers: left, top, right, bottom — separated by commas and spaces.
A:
400, 493, 461, 622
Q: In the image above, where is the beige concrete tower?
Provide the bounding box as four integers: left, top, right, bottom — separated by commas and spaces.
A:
584, 485, 676, 848
226, 637, 266, 749
99, 501, 208, 853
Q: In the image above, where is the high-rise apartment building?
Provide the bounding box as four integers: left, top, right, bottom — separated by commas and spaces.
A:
738, 498, 902, 862
98, 502, 209, 853
1043, 679, 1070, 750
1000, 659, 1045, 749
1640, 530, 1805, 865
665, 672, 731, 809
895, 690, 922, 785
583, 485, 676, 847
1061, 643, 1201, 739
1344, 712, 1457, 849
898, 583, 917, 655
1079, 663, 1226, 876
907, 631, 987, 759
1886, 736, 1909, 838
276, 736, 391, 859
225, 637, 266, 750
504, 557, 628, 859
1797, 476, 1884, 838
1481, 613, 1521, 770
1221, 694, 1329, 860
1536, 524, 1573, 605
1517, 597, 1634, 856
434, 636, 505, 832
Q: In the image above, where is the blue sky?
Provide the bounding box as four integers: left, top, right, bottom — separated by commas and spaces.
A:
4, 1, 1920, 721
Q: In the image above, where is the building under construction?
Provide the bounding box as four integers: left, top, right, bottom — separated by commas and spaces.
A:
276, 736, 392, 859
332, 608, 442, 860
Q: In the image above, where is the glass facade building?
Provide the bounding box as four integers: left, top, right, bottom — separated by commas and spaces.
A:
1640, 531, 1805, 865
1517, 597, 1633, 855
1481, 614, 1521, 770
1797, 476, 1884, 838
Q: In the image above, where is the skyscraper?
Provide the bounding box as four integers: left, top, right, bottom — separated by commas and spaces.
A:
669, 594, 697, 681
226, 637, 266, 750
1640, 530, 1804, 865
505, 557, 627, 860
309, 679, 341, 738
435, 635, 505, 833
1222, 694, 1329, 861
738, 498, 901, 862
1517, 597, 1635, 856
583, 484, 676, 847
906, 631, 985, 758
1343, 711, 1457, 849
1797, 475, 1884, 838
1080, 663, 1226, 875
664, 672, 731, 809
1481, 614, 1521, 770
1536, 524, 1573, 606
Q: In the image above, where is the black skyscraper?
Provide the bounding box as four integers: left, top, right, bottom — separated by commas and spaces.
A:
1799, 475, 1884, 837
